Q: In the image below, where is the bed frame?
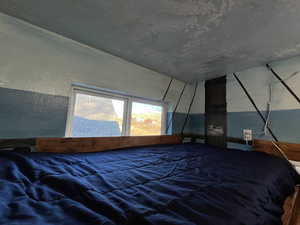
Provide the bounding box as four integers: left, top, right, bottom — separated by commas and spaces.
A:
254, 139, 300, 225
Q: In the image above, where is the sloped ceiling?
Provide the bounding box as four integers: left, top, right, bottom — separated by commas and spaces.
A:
1, 0, 300, 82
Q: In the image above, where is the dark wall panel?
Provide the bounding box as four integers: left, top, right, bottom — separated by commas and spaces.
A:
205, 76, 227, 147
0, 87, 69, 138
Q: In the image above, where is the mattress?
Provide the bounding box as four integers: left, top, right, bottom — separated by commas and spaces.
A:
0, 143, 299, 225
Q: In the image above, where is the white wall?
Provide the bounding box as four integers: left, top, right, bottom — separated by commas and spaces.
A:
0, 12, 195, 114
227, 56, 300, 113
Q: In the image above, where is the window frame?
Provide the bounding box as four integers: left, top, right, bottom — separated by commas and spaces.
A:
65, 85, 167, 137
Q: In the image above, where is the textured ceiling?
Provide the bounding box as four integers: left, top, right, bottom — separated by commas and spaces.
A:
1, 0, 300, 82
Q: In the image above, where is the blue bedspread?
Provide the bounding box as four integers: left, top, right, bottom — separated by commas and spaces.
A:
0, 143, 299, 225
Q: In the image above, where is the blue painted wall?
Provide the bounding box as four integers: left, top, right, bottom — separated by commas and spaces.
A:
228, 109, 300, 143
189, 114, 205, 135
168, 112, 205, 135
167, 112, 188, 135
0, 87, 69, 138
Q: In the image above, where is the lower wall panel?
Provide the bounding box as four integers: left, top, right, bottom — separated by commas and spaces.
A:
0, 87, 69, 139
189, 113, 205, 135
169, 113, 205, 135
167, 112, 186, 135
228, 109, 300, 143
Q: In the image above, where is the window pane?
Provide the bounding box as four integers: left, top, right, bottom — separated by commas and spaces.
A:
72, 93, 124, 137
130, 102, 163, 136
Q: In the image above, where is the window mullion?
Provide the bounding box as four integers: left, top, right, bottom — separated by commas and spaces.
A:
65, 89, 77, 137
125, 99, 132, 136
122, 98, 129, 136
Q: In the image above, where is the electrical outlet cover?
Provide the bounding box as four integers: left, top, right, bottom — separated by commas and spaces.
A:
243, 129, 252, 141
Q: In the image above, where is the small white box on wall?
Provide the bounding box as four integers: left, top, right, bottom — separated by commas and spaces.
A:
243, 129, 252, 142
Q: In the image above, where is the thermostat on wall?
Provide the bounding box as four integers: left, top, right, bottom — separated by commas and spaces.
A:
243, 129, 252, 142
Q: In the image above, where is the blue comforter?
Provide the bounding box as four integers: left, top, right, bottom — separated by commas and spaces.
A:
0, 143, 299, 225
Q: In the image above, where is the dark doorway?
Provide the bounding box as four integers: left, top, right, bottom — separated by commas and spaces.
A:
205, 76, 227, 148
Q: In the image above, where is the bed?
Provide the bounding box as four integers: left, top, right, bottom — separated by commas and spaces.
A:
0, 136, 299, 225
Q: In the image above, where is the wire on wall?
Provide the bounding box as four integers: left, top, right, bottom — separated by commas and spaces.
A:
233, 73, 279, 142
264, 69, 299, 135
181, 82, 198, 135
166, 83, 187, 134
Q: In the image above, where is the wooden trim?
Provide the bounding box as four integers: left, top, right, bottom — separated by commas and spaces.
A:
282, 186, 300, 225
36, 135, 182, 153
0, 138, 36, 149
253, 139, 300, 162
0, 134, 251, 150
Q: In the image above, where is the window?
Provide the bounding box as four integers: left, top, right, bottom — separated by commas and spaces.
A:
66, 86, 166, 137
130, 101, 163, 136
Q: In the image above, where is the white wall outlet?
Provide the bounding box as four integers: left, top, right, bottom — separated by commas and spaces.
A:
243, 129, 252, 141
